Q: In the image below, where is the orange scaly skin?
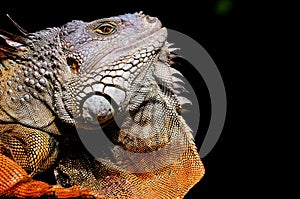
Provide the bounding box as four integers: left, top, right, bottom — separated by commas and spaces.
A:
0, 148, 103, 198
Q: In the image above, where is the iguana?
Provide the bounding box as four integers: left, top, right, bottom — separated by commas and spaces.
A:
0, 12, 205, 198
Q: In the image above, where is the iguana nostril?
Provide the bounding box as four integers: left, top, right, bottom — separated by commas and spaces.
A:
145, 16, 157, 24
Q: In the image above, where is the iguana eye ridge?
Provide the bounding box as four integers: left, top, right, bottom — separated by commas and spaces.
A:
95, 23, 116, 35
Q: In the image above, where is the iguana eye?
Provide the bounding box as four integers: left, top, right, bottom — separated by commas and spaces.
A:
95, 23, 116, 35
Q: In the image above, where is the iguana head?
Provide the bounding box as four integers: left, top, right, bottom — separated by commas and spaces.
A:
0, 12, 173, 130
58, 12, 169, 128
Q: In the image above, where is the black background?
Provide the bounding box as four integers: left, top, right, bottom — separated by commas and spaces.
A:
1, 0, 286, 198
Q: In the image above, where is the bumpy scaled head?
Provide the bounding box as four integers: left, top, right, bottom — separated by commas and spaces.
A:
58, 12, 168, 128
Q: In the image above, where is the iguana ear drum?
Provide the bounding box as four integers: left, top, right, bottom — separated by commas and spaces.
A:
66, 57, 80, 74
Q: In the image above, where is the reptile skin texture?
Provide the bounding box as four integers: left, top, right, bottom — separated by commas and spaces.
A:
0, 12, 205, 198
